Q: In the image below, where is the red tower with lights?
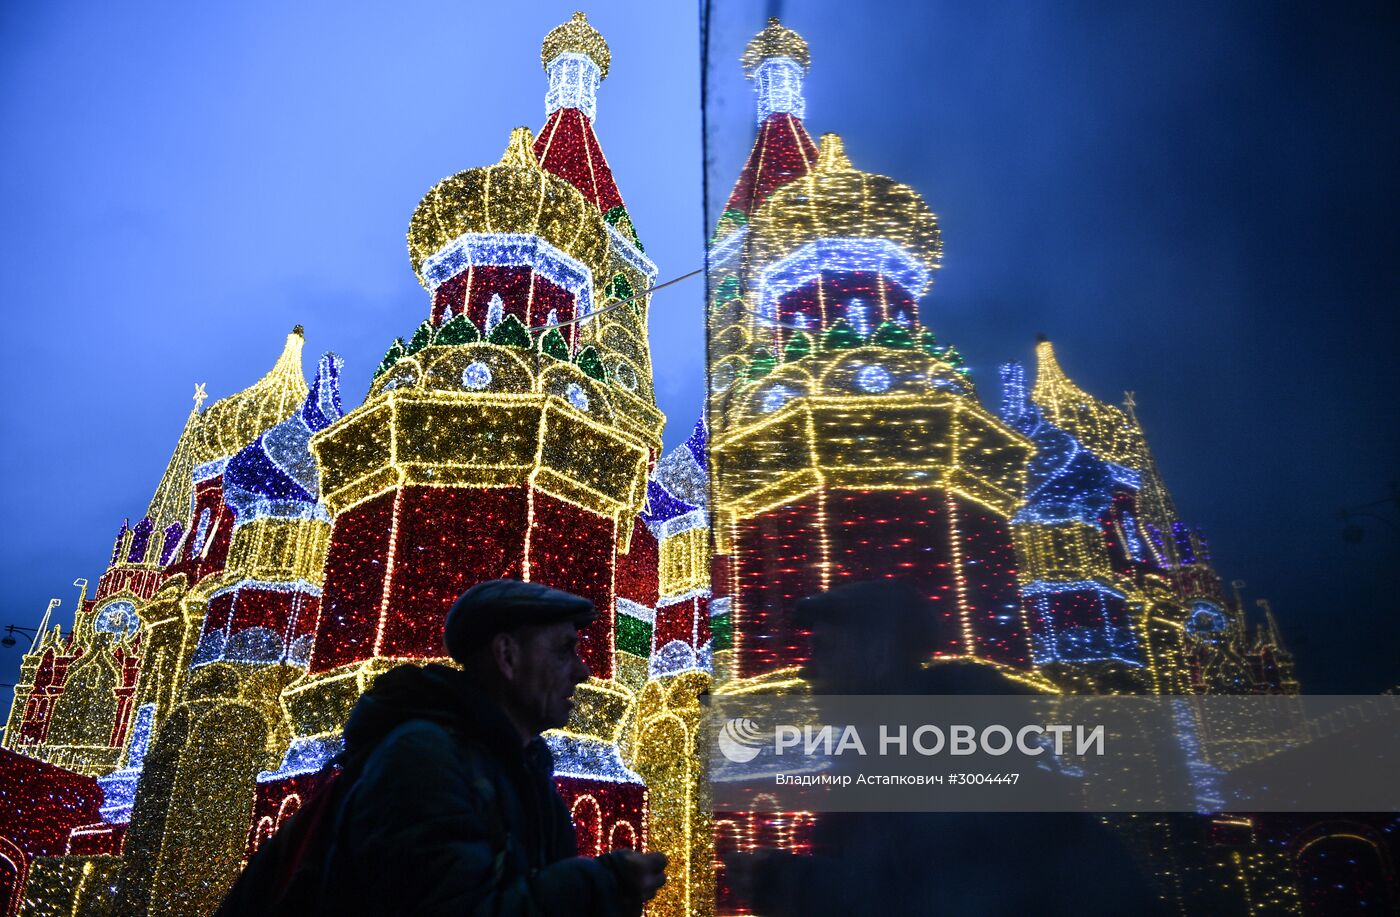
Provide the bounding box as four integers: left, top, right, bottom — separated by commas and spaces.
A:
709, 21, 1034, 686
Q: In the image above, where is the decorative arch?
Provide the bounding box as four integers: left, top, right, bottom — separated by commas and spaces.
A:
1294, 823, 1396, 915
251, 816, 275, 853
571, 795, 603, 857
276, 793, 302, 829
712, 819, 744, 910
608, 820, 638, 852
0, 835, 27, 917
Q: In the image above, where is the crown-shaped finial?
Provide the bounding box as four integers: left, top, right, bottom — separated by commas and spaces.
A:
741, 17, 811, 78
542, 11, 611, 79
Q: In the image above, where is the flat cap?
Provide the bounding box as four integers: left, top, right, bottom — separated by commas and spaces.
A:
444, 579, 595, 662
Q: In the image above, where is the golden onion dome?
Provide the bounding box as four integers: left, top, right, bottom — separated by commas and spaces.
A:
742, 17, 810, 77
541, 11, 610, 79
747, 134, 943, 293
407, 127, 610, 291
192, 327, 308, 466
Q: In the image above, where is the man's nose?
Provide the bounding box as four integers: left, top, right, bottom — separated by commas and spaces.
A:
572, 653, 590, 683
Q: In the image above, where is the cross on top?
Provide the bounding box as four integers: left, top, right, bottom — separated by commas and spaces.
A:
193, 383, 208, 411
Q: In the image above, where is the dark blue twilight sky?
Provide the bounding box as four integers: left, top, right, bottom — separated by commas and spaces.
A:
3, 2, 1397, 693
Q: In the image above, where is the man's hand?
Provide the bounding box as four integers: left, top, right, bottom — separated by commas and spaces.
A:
613, 850, 667, 905
722, 851, 778, 907
723, 848, 786, 908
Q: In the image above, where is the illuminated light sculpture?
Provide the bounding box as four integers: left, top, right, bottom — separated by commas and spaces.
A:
744, 136, 941, 341
545, 50, 602, 123
527, 19, 691, 909
698, 38, 823, 900
705, 73, 1039, 908
302, 128, 651, 686
532, 11, 664, 457
0, 12, 1321, 917
4, 581, 142, 778
752, 57, 805, 125
8, 390, 213, 787
278, 20, 663, 905
1029, 337, 1143, 470
94, 703, 154, 825
732, 17, 814, 205
742, 17, 810, 126
752, 238, 933, 327
1019, 338, 1186, 695
0, 333, 330, 915
191, 329, 312, 472
113, 342, 345, 916
169, 329, 313, 589
408, 129, 610, 339
542, 13, 610, 102
535, 13, 625, 216
712, 132, 1033, 683
1018, 340, 1299, 702
643, 417, 714, 680
740, 16, 810, 78
999, 360, 1144, 670
616, 418, 719, 917
1025, 341, 1211, 694
0, 747, 104, 915
190, 353, 343, 671
708, 18, 819, 405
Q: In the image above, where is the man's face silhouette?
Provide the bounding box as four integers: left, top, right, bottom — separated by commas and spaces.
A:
498, 620, 591, 735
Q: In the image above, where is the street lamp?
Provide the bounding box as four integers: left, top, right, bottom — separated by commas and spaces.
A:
1, 624, 40, 649
1338, 481, 1399, 545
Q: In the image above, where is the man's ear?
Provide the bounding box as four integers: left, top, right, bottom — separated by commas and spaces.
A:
490, 631, 519, 681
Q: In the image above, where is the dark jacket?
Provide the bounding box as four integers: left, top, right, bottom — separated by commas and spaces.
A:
224, 663, 633, 917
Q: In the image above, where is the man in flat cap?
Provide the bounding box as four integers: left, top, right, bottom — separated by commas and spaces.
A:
219, 579, 666, 916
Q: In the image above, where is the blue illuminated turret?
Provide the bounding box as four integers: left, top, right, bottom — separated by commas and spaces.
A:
223, 353, 343, 526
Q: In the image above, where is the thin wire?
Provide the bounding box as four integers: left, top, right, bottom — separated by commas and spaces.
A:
528, 268, 704, 331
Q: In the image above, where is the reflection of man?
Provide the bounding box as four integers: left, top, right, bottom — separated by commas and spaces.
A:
220, 579, 665, 916
724, 580, 1165, 916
